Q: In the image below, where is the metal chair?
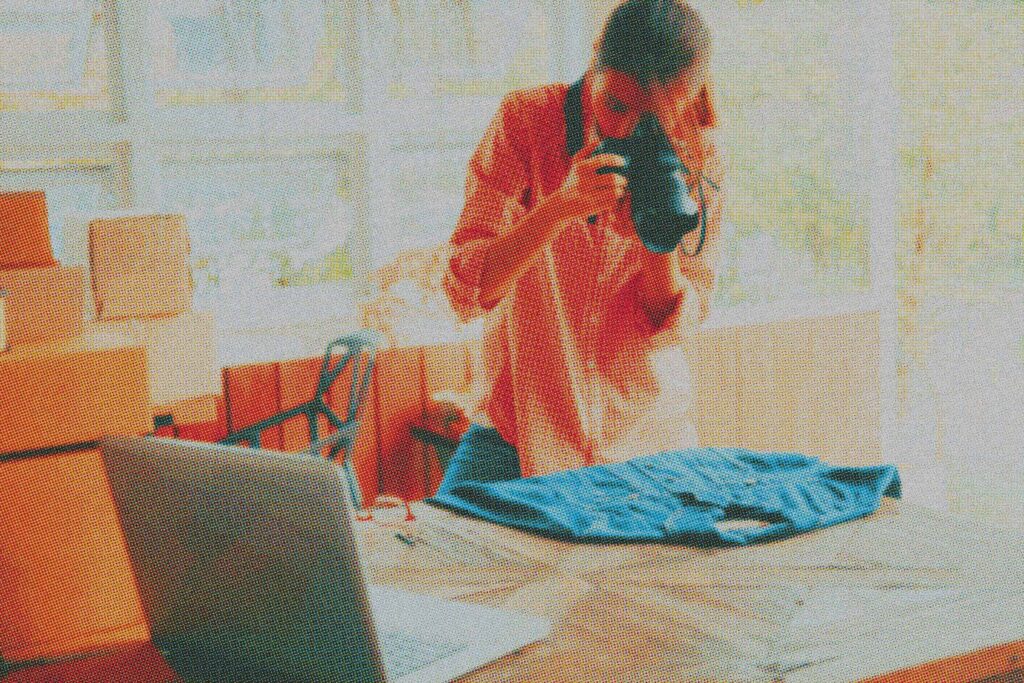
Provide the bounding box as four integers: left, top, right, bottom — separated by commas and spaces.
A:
409, 425, 460, 473
219, 330, 382, 509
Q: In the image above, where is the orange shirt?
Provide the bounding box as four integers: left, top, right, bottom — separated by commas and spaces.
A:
443, 72, 725, 477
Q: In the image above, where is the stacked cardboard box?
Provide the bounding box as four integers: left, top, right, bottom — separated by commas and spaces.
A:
0, 192, 154, 661
88, 312, 219, 413
83, 213, 217, 423
0, 191, 85, 346
0, 266, 84, 346
0, 198, 219, 427
88, 213, 194, 320
0, 335, 151, 453
61, 208, 126, 322
0, 190, 57, 270
0, 449, 150, 661
0, 190, 155, 448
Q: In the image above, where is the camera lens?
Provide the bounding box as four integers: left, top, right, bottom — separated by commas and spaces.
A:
670, 171, 699, 218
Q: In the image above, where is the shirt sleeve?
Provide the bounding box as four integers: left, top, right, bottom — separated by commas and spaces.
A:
633, 136, 725, 351
443, 93, 532, 324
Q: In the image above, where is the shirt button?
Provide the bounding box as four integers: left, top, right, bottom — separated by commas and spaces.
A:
587, 359, 597, 371
744, 477, 758, 487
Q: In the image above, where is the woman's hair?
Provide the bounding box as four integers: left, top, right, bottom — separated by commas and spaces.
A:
596, 0, 711, 88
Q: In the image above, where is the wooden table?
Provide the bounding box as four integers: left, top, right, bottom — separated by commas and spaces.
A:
5, 499, 1024, 682
356, 499, 1024, 682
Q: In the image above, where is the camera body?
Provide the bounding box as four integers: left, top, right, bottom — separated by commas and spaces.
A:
592, 113, 700, 253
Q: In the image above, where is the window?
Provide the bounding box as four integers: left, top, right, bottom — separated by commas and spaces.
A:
160, 151, 359, 330
378, 143, 474, 270
364, 0, 565, 274
0, 1, 897, 346
894, 0, 1024, 522
691, 0, 877, 312
150, 0, 357, 107
3, 1, 369, 364
0, 0, 892, 354
0, 160, 123, 258
363, 0, 558, 100
0, 0, 112, 112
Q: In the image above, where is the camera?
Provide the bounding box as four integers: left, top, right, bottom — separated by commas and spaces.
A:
591, 113, 701, 254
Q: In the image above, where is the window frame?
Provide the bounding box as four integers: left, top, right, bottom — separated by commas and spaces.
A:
1, 0, 895, 387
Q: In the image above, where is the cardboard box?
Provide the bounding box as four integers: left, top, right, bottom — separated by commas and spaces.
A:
64, 208, 166, 321
153, 394, 219, 427
62, 210, 94, 319
0, 335, 151, 454
0, 266, 84, 346
87, 311, 220, 408
0, 190, 56, 269
88, 214, 193, 320
0, 449, 149, 660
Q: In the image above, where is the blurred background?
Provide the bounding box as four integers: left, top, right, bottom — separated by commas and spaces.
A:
0, 0, 1021, 524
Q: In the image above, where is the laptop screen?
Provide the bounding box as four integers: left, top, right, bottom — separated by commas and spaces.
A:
100, 436, 386, 683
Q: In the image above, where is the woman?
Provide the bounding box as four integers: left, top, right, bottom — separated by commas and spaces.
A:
437, 0, 725, 492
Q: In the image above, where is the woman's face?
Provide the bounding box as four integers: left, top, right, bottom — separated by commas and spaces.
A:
589, 61, 707, 140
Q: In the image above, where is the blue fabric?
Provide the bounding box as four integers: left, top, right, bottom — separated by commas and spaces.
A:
427, 426, 901, 546
435, 423, 521, 496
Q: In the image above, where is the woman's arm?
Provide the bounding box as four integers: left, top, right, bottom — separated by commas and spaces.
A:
477, 191, 572, 310
452, 117, 627, 315
443, 94, 532, 324
637, 249, 687, 329
478, 139, 627, 309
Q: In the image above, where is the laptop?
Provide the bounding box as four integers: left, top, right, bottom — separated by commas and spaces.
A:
100, 436, 550, 683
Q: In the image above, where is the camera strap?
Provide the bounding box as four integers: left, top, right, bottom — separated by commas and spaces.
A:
564, 77, 585, 158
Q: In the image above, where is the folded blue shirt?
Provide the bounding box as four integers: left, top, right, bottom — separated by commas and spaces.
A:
427, 448, 901, 546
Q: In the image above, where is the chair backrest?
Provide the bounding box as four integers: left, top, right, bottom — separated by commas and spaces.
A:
219, 330, 383, 507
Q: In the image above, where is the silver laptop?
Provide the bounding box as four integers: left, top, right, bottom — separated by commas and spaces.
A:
100, 436, 550, 683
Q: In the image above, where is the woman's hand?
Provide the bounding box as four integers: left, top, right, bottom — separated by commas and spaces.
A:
554, 137, 629, 223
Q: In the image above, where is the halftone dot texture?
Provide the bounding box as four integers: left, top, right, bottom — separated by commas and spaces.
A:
894, 0, 1024, 525
0, 191, 56, 269
0, 340, 151, 455
88, 215, 193, 321
444, 78, 723, 478
433, 438, 902, 545
1, 0, 1022, 679
0, 451, 149, 662
0, 266, 84, 347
